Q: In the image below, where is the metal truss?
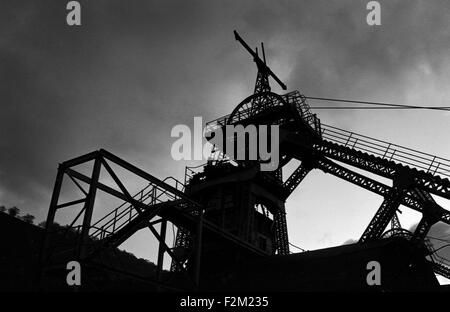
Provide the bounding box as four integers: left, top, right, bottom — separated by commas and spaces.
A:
313, 157, 450, 227
315, 138, 450, 200
314, 140, 396, 179
209, 89, 450, 262
41, 149, 204, 287
283, 125, 450, 247
390, 212, 402, 230
316, 157, 391, 198
208, 31, 450, 256
43, 31, 450, 288
43, 149, 273, 287
253, 65, 271, 95
234, 30, 286, 92
226, 92, 289, 126
283, 161, 312, 198
360, 174, 414, 243
360, 193, 402, 243
313, 156, 449, 251
284, 91, 322, 136
410, 188, 445, 241
170, 226, 192, 272
320, 124, 450, 179
274, 206, 289, 255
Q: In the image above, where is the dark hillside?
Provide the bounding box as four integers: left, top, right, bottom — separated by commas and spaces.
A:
0, 212, 176, 291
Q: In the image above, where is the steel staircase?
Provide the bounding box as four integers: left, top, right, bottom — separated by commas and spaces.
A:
90, 176, 185, 241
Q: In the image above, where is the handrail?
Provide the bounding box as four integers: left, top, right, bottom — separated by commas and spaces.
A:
206, 91, 450, 181
322, 124, 450, 162
320, 124, 450, 179
90, 176, 186, 240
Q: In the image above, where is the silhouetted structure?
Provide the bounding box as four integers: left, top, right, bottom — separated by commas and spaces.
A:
40, 31, 450, 291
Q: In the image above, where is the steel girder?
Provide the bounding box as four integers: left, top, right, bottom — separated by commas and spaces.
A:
274, 206, 289, 255
170, 226, 192, 272
283, 161, 312, 198
41, 149, 204, 288
359, 193, 402, 243
391, 213, 402, 230
253, 67, 271, 95
411, 188, 445, 241
313, 157, 450, 227
281, 129, 450, 245
414, 217, 435, 242
315, 140, 450, 200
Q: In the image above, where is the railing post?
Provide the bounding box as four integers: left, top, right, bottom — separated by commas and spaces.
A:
427, 156, 436, 173
345, 133, 353, 147
112, 209, 117, 233
382, 143, 391, 158
433, 162, 440, 175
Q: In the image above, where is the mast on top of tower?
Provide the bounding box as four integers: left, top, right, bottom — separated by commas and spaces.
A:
234, 30, 287, 93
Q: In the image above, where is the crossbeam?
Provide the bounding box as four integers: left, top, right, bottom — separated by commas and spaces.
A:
234, 30, 287, 90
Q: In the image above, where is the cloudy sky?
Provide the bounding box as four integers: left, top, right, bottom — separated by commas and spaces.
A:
1, 0, 450, 283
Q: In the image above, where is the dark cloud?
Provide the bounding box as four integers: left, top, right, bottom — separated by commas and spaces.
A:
272, 0, 450, 100
1, 0, 450, 228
